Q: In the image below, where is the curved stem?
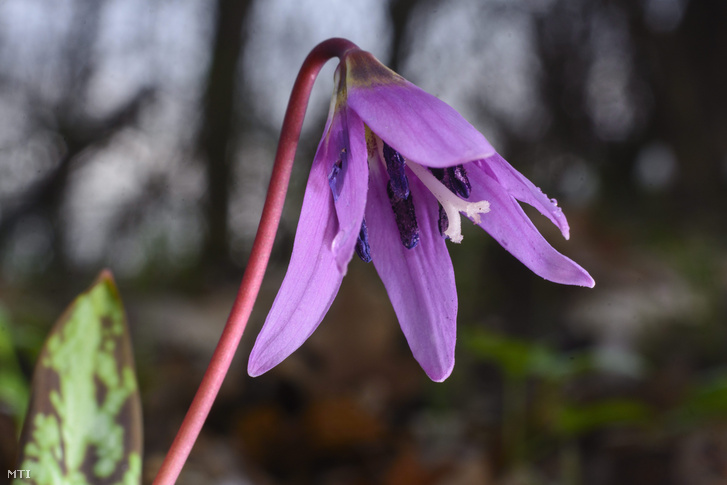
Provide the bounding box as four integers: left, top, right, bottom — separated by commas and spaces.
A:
152, 37, 358, 485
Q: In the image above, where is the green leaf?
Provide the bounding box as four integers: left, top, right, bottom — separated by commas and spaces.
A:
464, 328, 576, 381
667, 370, 727, 428
15, 270, 143, 485
0, 307, 30, 431
464, 328, 645, 382
556, 399, 650, 437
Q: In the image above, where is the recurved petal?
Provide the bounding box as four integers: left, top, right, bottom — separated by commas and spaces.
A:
475, 154, 570, 239
248, 151, 345, 377
366, 156, 457, 381
468, 167, 595, 287
344, 50, 494, 169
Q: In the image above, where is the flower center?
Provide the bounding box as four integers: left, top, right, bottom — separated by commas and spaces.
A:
407, 161, 490, 244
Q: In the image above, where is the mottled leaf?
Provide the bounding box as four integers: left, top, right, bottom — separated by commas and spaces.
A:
15, 270, 142, 485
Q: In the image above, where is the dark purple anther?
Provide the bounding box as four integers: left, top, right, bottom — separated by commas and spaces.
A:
355, 219, 372, 263
328, 149, 347, 201
386, 182, 419, 249
430, 168, 445, 181
438, 204, 449, 238
429, 165, 471, 199
451, 165, 471, 198
383, 142, 409, 199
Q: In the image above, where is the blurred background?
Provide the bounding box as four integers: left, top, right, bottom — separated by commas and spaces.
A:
1, 0, 726, 483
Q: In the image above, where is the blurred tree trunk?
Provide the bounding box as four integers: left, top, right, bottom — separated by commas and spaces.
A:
0, 91, 152, 268
51, 0, 105, 272
198, 0, 252, 272
388, 0, 442, 74
642, 0, 727, 219
388, 0, 419, 73
0, 0, 130, 276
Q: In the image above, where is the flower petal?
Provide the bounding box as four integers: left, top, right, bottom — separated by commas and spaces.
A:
328, 107, 368, 272
467, 166, 595, 287
366, 151, 457, 381
344, 50, 494, 169
248, 150, 345, 377
476, 154, 570, 239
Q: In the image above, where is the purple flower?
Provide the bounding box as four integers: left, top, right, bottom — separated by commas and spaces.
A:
248, 48, 594, 382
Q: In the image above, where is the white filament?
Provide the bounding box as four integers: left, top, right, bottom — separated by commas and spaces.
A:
408, 161, 490, 244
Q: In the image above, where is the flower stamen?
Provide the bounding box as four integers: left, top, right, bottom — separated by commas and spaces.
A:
430, 165, 471, 199
370, 135, 420, 250
328, 157, 344, 201
383, 142, 409, 198
386, 182, 420, 249
408, 161, 490, 244
355, 219, 372, 262
438, 204, 449, 237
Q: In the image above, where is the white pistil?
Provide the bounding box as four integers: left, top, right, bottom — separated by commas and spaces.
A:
408, 161, 490, 244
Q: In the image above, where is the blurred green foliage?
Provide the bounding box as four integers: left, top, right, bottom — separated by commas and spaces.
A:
0, 307, 29, 432
464, 326, 727, 481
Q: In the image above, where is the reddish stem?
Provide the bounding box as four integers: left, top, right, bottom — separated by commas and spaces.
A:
152, 38, 358, 485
